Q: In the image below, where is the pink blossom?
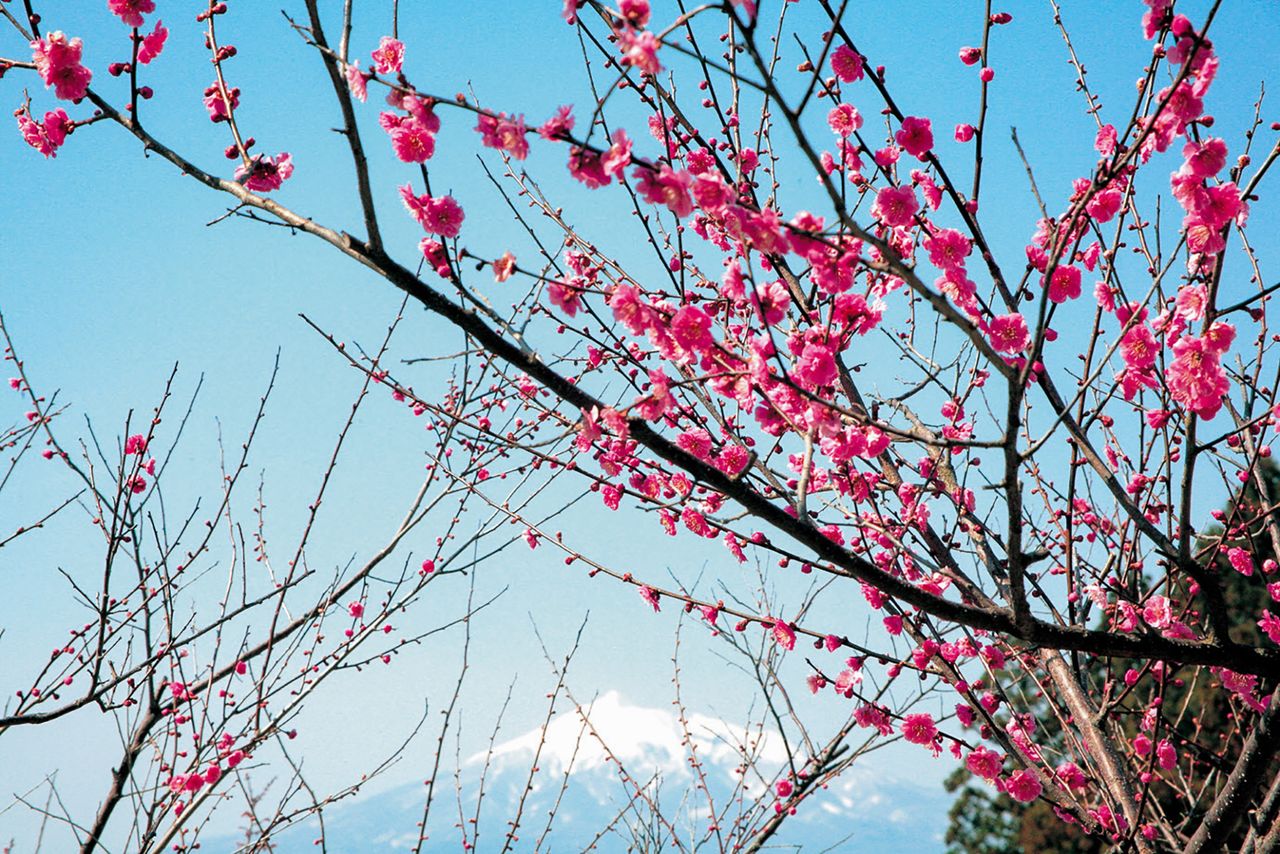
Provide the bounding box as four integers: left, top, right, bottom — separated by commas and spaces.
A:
493, 251, 516, 282
901, 713, 938, 748
827, 103, 862, 137
872, 185, 919, 229
669, 305, 713, 353
987, 313, 1030, 354
1229, 547, 1256, 577
389, 119, 436, 162
109, 0, 155, 28
203, 82, 240, 122
770, 619, 796, 650
1086, 189, 1123, 223
602, 129, 633, 178
830, 44, 864, 82
1156, 740, 1178, 770
752, 279, 791, 325
137, 19, 167, 64
348, 601, 365, 618
403, 191, 464, 238
476, 112, 529, 160
568, 147, 610, 188
1182, 137, 1227, 180
1167, 335, 1229, 420
1259, 611, 1280, 644
794, 339, 837, 388
1143, 595, 1172, 629
125, 434, 148, 455
1004, 769, 1042, 803
639, 585, 661, 611
17, 109, 70, 158
636, 165, 694, 217
966, 747, 1003, 780
345, 60, 368, 102
619, 0, 651, 27
371, 36, 405, 74
419, 239, 451, 278
895, 116, 933, 160
637, 368, 674, 421
923, 229, 971, 272
1096, 124, 1118, 156
959, 46, 982, 65
547, 279, 583, 317
539, 105, 575, 141
618, 29, 662, 75
1174, 284, 1208, 322
955, 123, 975, 143
1046, 265, 1082, 304
31, 32, 93, 102
234, 153, 294, 193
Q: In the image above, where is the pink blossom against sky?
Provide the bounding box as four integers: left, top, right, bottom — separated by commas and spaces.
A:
2, 2, 1279, 848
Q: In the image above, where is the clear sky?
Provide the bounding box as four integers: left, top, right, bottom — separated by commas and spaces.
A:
1, 0, 1278, 849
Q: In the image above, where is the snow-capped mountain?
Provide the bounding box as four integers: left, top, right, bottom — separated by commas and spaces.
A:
215, 691, 950, 851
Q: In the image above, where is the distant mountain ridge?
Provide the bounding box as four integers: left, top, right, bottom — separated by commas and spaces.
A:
218, 691, 950, 851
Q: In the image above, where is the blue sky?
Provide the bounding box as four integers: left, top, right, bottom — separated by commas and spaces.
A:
2, 0, 1279, 849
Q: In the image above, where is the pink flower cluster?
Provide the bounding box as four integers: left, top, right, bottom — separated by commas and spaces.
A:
476, 112, 529, 160
137, 20, 168, 64
234, 153, 294, 193
381, 96, 441, 164
203, 81, 241, 123
17, 108, 70, 158
370, 36, 405, 75
567, 129, 633, 189
31, 32, 93, 102
108, 0, 155, 28
613, 1, 660, 75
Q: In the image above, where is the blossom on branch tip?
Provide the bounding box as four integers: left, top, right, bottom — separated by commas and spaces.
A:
137, 19, 167, 65
345, 60, 368, 102
618, 0, 651, 28
108, 0, 155, 28
618, 29, 662, 75
17, 109, 70, 158
827, 103, 861, 138
371, 36, 405, 74
31, 32, 93, 102
830, 44, 864, 82
400, 187, 465, 238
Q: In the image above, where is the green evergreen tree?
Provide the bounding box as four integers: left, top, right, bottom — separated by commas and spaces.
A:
945, 464, 1280, 852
